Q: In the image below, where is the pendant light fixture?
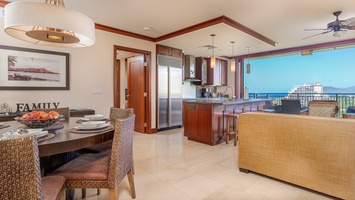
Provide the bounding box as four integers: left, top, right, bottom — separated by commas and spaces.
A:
210, 34, 216, 69
4, 0, 96, 48
230, 41, 235, 72
246, 47, 251, 74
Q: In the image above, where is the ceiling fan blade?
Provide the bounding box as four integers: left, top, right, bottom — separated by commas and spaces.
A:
341, 17, 355, 26
302, 30, 333, 40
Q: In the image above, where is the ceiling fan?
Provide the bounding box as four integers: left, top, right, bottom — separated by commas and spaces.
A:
303, 11, 355, 40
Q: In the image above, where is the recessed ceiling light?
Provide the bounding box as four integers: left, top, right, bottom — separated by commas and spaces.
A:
144, 27, 152, 31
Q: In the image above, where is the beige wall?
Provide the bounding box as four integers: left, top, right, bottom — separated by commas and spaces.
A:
0, 19, 157, 128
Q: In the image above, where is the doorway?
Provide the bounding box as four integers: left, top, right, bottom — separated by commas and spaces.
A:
113, 45, 152, 133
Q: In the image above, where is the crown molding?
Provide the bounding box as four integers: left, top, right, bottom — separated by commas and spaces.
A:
95, 23, 155, 42
155, 15, 278, 47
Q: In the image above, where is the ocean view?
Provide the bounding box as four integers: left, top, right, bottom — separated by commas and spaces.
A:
244, 46, 355, 94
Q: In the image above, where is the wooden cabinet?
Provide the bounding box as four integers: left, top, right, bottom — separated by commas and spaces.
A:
157, 45, 182, 59
195, 57, 208, 85
220, 59, 228, 86
183, 102, 225, 145
184, 103, 212, 144
205, 58, 228, 86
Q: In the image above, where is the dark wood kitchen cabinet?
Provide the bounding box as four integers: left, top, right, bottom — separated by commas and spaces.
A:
183, 103, 212, 144
156, 45, 182, 59
205, 58, 228, 86
219, 59, 228, 86
195, 57, 208, 85
183, 102, 225, 145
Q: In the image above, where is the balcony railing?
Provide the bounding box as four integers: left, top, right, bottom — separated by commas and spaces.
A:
249, 93, 355, 117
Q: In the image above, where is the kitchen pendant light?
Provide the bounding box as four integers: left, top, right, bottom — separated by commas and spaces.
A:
230, 41, 235, 72
4, 0, 96, 48
246, 47, 251, 74
210, 34, 216, 69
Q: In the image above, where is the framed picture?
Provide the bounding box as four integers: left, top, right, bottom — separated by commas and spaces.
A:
0, 45, 69, 90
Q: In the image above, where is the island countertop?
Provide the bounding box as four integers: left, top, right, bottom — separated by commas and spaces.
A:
183, 98, 271, 146
183, 98, 271, 105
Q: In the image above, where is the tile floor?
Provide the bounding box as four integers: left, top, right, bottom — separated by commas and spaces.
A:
73, 128, 339, 200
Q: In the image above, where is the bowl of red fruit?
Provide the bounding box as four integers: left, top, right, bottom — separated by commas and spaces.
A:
15, 111, 61, 128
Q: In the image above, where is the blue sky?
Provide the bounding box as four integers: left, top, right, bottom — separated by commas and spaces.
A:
244, 46, 355, 93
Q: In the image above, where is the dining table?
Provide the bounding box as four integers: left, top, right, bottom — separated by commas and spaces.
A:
0, 116, 115, 199
0, 117, 114, 157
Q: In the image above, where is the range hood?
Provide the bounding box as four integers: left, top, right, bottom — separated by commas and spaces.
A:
184, 55, 201, 82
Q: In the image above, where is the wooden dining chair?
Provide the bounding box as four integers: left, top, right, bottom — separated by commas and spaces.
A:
52, 114, 136, 200
0, 135, 66, 200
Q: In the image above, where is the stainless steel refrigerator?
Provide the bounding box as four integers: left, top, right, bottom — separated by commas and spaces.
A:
157, 55, 182, 130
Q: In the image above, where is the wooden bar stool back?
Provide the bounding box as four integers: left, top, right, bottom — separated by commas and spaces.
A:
225, 113, 239, 146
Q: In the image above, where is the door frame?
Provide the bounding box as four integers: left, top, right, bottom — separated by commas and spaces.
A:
113, 45, 153, 133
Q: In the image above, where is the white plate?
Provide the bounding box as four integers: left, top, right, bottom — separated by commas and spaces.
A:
83, 114, 105, 120
80, 121, 106, 128
2, 129, 46, 138
76, 123, 109, 130
80, 117, 90, 121
26, 129, 43, 134
26, 129, 48, 138
35, 131, 48, 138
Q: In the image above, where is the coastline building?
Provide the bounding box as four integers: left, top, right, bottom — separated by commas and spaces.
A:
287, 82, 334, 101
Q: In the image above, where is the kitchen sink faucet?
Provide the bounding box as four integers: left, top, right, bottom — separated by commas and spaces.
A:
223, 86, 234, 99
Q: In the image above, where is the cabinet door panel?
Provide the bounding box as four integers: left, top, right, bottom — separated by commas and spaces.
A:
198, 109, 211, 140
214, 60, 221, 85
195, 57, 208, 85
171, 48, 182, 58
220, 59, 228, 86
157, 45, 170, 56
204, 58, 228, 86
186, 105, 199, 138
197, 105, 211, 140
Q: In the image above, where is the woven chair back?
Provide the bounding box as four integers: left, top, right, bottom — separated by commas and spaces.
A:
109, 107, 134, 120
107, 114, 135, 186
0, 136, 43, 200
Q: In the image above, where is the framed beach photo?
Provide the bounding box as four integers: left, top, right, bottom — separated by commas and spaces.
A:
0, 45, 69, 90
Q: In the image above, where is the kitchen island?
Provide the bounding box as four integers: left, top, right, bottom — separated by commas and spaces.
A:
183, 98, 270, 145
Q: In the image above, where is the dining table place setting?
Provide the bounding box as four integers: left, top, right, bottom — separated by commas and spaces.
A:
0, 128, 55, 142
0, 110, 65, 142
70, 115, 113, 134
75, 114, 111, 123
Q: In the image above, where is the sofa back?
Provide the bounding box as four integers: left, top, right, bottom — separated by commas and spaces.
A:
238, 112, 355, 200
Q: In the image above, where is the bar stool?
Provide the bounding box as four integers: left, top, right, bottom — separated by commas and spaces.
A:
243, 105, 252, 113
225, 113, 239, 146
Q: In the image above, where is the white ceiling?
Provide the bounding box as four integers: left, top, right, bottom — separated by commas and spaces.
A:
8, 0, 355, 57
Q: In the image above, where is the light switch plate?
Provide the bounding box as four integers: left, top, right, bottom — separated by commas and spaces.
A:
91, 87, 103, 94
